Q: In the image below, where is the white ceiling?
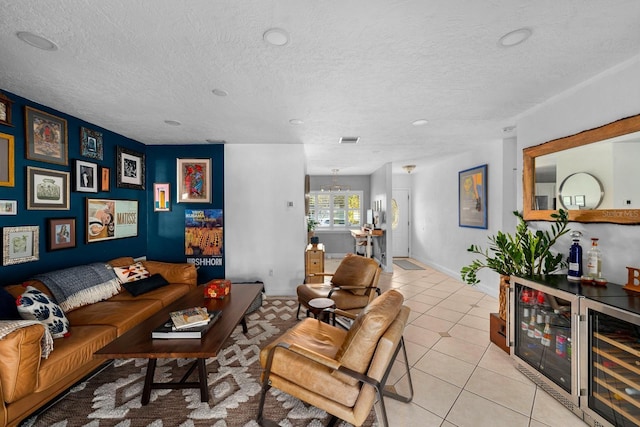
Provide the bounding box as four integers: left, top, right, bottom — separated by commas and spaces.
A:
1, 0, 639, 175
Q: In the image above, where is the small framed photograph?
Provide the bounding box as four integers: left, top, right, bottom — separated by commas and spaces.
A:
3, 225, 39, 266
47, 218, 76, 251
27, 166, 70, 210
177, 158, 212, 203
116, 146, 145, 190
0, 92, 13, 126
100, 166, 110, 191
74, 159, 98, 193
24, 106, 68, 165
562, 196, 573, 208
459, 164, 488, 229
0, 132, 14, 187
80, 127, 104, 160
154, 183, 171, 212
575, 195, 585, 207
0, 200, 17, 215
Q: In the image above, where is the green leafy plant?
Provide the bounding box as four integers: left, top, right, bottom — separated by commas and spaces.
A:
307, 216, 319, 232
461, 209, 570, 285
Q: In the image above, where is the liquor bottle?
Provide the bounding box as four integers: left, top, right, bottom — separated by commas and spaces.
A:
567, 231, 583, 281
521, 307, 530, 331
586, 238, 602, 279
534, 311, 544, 340
541, 315, 552, 347
527, 308, 537, 338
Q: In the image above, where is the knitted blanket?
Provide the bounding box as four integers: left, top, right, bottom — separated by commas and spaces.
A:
0, 320, 53, 358
32, 263, 121, 312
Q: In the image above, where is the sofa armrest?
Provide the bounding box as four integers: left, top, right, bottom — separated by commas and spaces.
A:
142, 260, 197, 287
0, 324, 44, 403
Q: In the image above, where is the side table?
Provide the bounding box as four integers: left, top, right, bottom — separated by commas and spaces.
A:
308, 297, 335, 324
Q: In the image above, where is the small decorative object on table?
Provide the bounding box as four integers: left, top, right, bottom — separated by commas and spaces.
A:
204, 279, 231, 299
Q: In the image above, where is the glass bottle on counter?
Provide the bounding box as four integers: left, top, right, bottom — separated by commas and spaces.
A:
586, 237, 602, 279
567, 231, 583, 281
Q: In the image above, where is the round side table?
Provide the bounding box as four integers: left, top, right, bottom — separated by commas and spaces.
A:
308, 297, 336, 324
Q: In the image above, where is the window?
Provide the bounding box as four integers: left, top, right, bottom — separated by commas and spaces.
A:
309, 191, 362, 229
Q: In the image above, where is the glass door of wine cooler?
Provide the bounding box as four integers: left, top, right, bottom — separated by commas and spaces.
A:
581, 299, 640, 427
510, 276, 580, 406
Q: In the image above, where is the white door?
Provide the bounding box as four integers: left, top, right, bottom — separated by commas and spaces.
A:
392, 189, 410, 257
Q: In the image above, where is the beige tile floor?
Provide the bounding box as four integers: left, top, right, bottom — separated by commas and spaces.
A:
324, 257, 589, 427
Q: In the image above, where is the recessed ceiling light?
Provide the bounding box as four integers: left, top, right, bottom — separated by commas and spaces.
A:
498, 27, 532, 48
339, 137, 360, 144
412, 119, 429, 126
164, 120, 181, 126
212, 88, 228, 97
16, 31, 58, 51
289, 119, 304, 125
263, 28, 289, 46
206, 139, 226, 144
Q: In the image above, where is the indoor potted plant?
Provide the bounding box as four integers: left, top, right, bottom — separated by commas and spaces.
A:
461, 209, 570, 320
307, 216, 319, 244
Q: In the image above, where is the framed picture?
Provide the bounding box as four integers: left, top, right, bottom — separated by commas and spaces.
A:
47, 218, 76, 251
0, 200, 17, 215
116, 146, 145, 190
86, 198, 138, 243
80, 127, 103, 160
74, 160, 98, 193
154, 183, 171, 212
177, 158, 211, 203
2, 225, 39, 266
27, 166, 70, 210
562, 196, 573, 208
575, 195, 586, 207
0, 132, 14, 187
0, 91, 13, 126
459, 164, 488, 229
100, 166, 110, 191
24, 106, 68, 165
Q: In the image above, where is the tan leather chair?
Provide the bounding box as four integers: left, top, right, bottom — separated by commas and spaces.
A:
296, 253, 381, 319
257, 289, 413, 427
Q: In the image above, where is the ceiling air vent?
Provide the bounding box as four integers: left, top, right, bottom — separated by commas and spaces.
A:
339, 136, 360, 144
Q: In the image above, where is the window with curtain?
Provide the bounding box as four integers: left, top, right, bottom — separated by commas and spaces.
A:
308, 191, 363, 229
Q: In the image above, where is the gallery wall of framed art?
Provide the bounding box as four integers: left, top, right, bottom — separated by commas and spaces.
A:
0, 89, 225, 285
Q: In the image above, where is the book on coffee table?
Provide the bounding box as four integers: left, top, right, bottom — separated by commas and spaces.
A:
169, 306, 210, 329
152, 310, 222, 339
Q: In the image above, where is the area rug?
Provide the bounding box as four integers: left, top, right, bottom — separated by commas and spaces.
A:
23, 298, 376, 427
393, 259, 424, 270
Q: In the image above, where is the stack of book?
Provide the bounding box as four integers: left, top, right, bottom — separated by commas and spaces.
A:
152, 307, 222, 339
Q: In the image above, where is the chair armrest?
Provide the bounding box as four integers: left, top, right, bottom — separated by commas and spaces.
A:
271, 342, 341, 371
331, 308, 358, 320
307, 272, 335, 277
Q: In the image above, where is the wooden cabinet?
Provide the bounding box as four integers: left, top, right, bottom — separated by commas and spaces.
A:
305, 244, 324, 284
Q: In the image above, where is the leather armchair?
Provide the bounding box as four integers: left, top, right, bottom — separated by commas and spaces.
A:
257, 289, 413, 427
296, 253, 381, 319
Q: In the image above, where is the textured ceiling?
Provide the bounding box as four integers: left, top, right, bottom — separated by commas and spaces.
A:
1, 0, 639, 174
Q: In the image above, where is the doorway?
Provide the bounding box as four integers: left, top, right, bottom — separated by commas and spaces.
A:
391, 188, 410, 258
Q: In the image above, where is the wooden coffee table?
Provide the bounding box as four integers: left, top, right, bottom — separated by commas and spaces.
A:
94, 283, 263, 404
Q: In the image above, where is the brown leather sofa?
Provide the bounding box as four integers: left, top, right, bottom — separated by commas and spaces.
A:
0, 257, 197, 427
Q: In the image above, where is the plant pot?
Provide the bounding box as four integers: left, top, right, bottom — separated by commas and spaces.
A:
499, 275, 510, 321
310, 236, 319, 244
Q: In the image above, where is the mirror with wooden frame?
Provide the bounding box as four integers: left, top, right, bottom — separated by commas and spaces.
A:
523, 113, 640, 224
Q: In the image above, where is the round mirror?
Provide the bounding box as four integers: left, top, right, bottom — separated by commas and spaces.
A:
558, 172, 604, 210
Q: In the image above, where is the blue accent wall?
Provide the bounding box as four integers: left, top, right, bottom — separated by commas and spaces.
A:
0, 90, 224, 285
146, 144, 225, 283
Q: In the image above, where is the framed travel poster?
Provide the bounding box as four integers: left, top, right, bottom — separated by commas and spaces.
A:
459, 164, 487, 229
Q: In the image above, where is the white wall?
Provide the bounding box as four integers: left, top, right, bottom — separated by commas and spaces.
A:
224, 144, 307, 295
410, 138, 512, 297
370, 163, 393, 272
517, 55, 640, 285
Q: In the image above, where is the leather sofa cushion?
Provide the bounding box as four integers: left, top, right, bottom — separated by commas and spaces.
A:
65, 299, 162, 335
109, 282, 191, 306
37, 324, 115, 392
0, 324, 44, 403
107, 257, 136, 267
142, 260, 197, 286
334, 289, 403, 385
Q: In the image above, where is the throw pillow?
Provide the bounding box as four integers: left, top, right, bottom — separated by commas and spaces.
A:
17, 286, 70, 338
0, 287, 20, 320
114, 262, 150, 283
122, 274, 169, 296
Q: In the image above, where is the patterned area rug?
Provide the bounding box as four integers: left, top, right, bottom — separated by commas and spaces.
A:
23, 298, 375, 427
